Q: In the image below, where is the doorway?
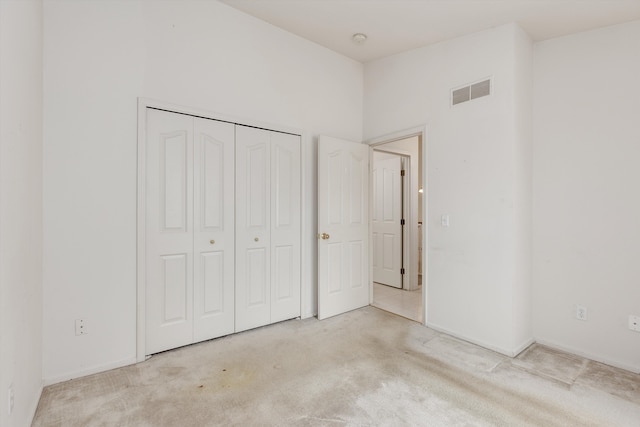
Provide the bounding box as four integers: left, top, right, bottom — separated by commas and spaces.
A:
370, 134, 423, 322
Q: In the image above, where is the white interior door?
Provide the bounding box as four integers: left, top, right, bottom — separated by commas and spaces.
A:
317, 135, 370, 320
146, 109, 194, 354
192, 117, 235, 342
372, 153, 403, 288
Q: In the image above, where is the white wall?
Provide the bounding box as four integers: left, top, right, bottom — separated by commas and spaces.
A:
0, 1, 44, 425
533, 20, 640, 372
511, 26, 533, 355
364, 23, 533, 356
43, 0, 362, 383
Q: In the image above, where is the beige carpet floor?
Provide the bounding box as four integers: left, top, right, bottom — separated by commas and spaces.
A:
33, 307, 640, 426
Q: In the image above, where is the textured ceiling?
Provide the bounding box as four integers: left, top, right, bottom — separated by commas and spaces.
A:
220, 0, 640, 62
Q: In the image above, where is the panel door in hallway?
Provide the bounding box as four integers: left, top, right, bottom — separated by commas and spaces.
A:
145, 108, 235, 354
317, 135, 370, 320
372, 153, 403, 288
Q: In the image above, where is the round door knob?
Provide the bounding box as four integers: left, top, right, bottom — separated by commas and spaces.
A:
254, 237, 259, 242
210, 240, 215, 245
321, 233, 330, 240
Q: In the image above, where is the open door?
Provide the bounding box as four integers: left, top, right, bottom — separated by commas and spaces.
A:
317, 135, 370, 320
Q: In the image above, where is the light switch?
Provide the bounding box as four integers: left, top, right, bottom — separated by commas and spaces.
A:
441, 214, 450, 227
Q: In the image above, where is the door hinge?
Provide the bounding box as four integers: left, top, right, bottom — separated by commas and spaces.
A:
400, 169, 405, 176
400, 219, 405, 225
401, 268, 405, 275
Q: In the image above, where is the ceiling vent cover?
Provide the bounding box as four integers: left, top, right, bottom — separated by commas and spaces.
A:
452, 79, 491, 106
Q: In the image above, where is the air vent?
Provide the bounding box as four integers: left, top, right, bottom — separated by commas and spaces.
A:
451, 78, 491, 106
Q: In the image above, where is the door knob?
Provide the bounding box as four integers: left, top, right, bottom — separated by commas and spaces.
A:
254, 237, 259, 242
210, 240, 215, 245
318, 233, 330, 240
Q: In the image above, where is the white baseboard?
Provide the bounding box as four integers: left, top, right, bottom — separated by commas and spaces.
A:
534, 338, 640, 374
512, 337, 536, 357
43, 357, 138, 386
426, 322, 534, 358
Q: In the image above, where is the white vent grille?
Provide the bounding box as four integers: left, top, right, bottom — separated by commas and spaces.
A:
452, 79, 491, 106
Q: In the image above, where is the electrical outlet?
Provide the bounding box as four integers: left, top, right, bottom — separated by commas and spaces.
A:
576, 305, 587, 321
8, 385, 14, 415
75, 319, 87, 335
629, 315, 640, 332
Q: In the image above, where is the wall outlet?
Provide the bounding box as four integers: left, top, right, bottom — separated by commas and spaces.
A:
8, 385, 14, 415
629, 315, 640, 332
576, 305, 587, 321
75, 319, 87, 335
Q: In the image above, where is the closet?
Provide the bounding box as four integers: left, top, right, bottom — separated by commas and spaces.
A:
144, 108, 300, 355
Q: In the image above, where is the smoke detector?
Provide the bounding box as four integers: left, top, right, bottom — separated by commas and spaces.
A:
352, 33, 367, 45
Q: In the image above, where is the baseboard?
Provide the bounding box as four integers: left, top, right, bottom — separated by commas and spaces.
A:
512, 337, 536, 357
426, 322, 534, 358
534, 338, 640, 374
43, 356, 138, 386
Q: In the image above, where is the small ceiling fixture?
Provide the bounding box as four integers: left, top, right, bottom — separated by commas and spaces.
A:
352, 33, 367, 45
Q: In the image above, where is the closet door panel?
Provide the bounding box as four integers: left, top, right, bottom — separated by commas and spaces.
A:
270, 133, 301, 322
235, 125, 271, 332
146, 109, 194, 354
193, 117, 235, 342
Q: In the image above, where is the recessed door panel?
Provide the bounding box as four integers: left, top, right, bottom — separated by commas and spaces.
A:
274, 245, 293, 300
247, 248, 267, 307
349, 153, 365, 225
383, 168, 395, 221
383, 234, 395, 270
349, 241, 363, 289
201, 251, 224, 314
202, 136, 224, 230
247, 144, 268, 228
162, 254, 188, 323
328, 152, 342, 226
327, 243, 343, 294
162, 133, 188, 231
274, 145, 292, 228
372, 232, 380, 269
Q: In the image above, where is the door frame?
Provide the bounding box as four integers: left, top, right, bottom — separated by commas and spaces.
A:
371, 149, 409, 289
136, 98, 306, 361
366, 125, 428, 325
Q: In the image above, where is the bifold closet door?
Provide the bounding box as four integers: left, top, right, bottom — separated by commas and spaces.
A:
192, 117, 235, 342
235, 126, 301, 332
146, 109, 234, 355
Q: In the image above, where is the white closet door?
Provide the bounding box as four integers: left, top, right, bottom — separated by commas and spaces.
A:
270, 132, 301, 323
193, 117, 235, 342
146, 109, 194, 354
235, 126, 271, 332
